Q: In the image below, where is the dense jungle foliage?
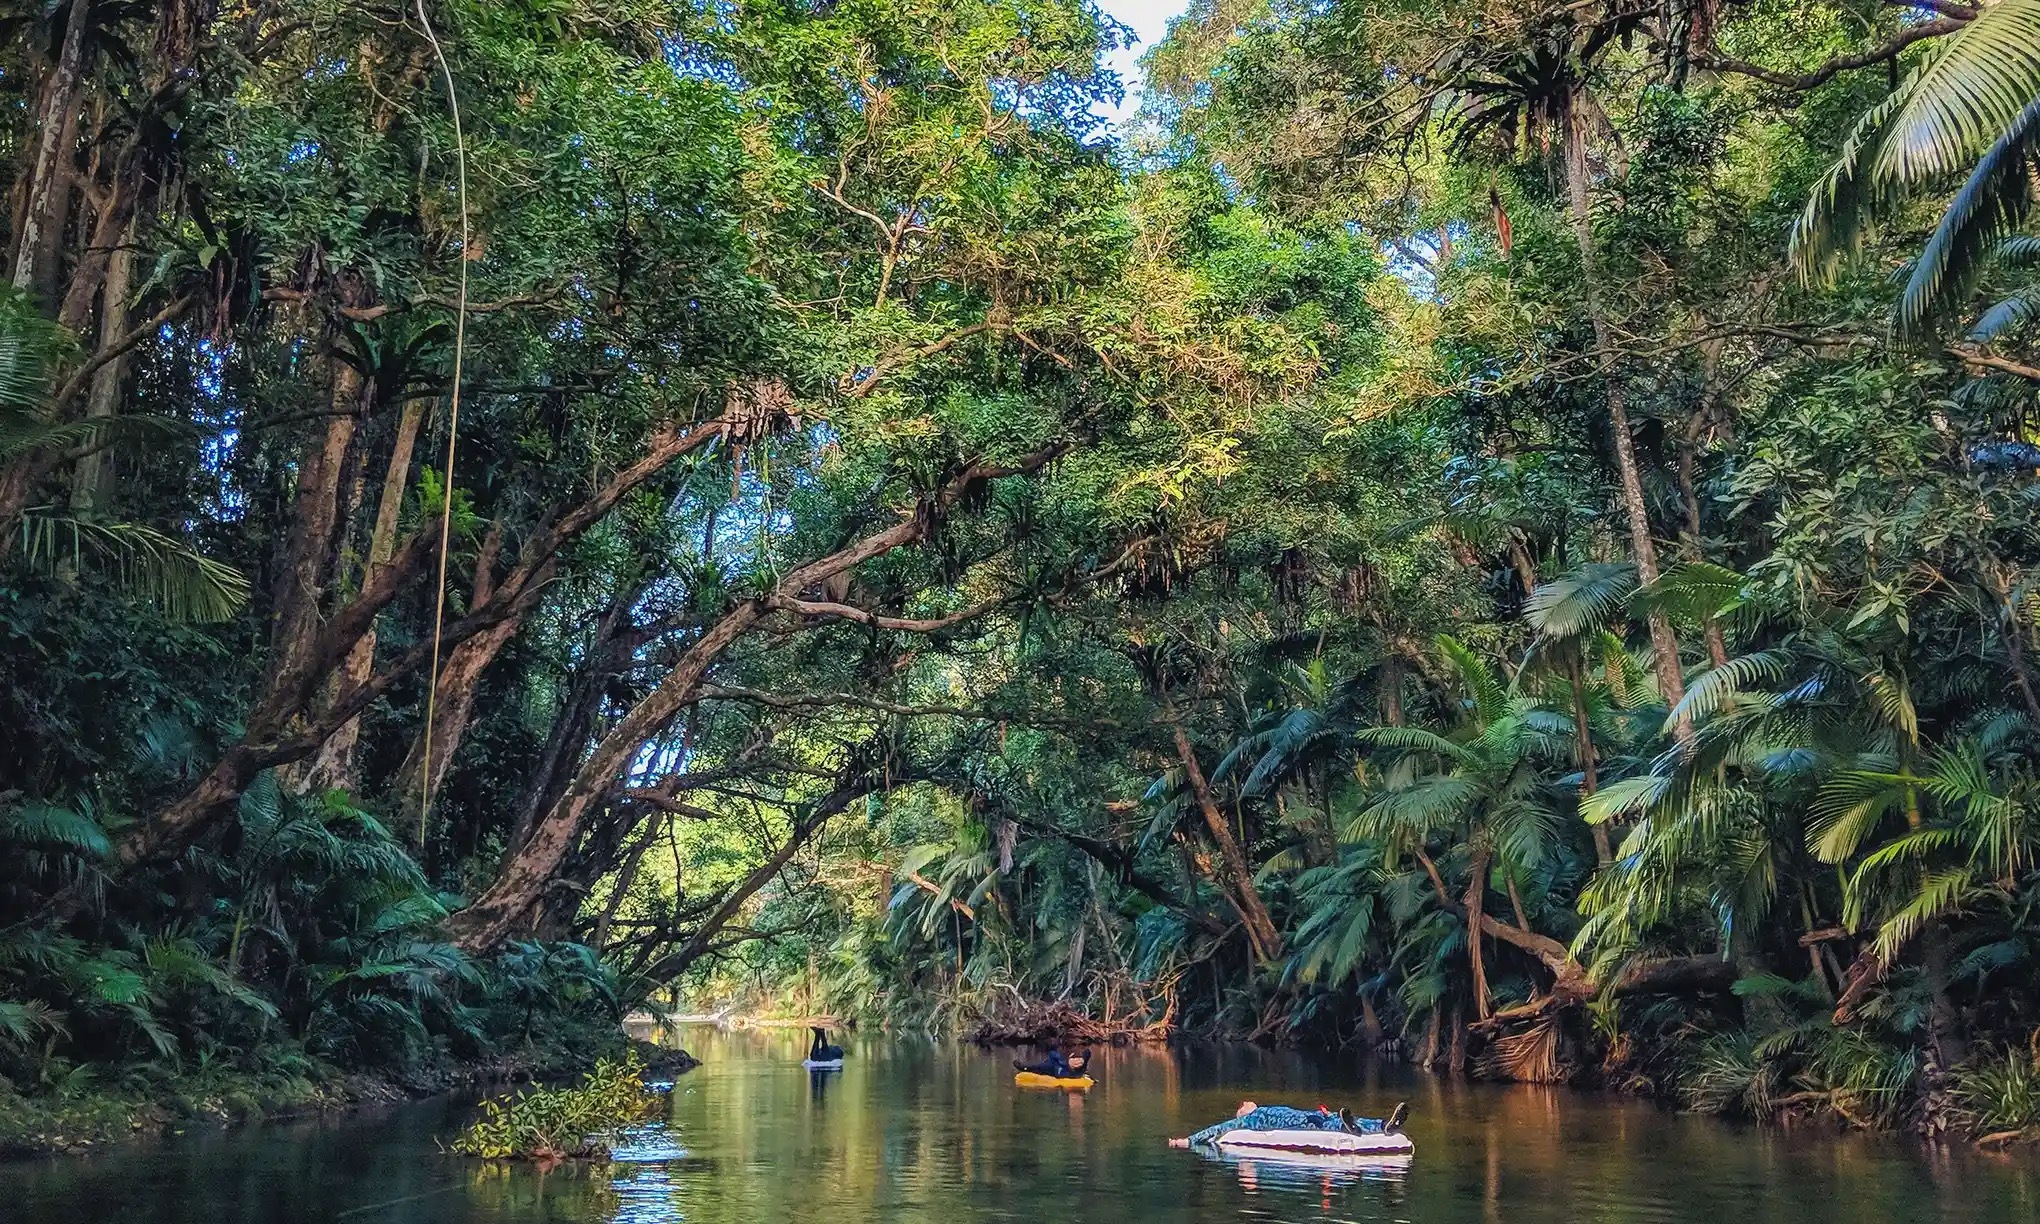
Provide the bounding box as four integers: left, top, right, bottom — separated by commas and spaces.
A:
4, 0, 2040, 1143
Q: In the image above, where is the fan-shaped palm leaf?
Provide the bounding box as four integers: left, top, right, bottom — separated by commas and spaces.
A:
1635, 562, 1751, 625
1436, 633, 1508, 728
1526, 561, 1639, 642
0, 799, 112, 858
1665, 650, 1791, 731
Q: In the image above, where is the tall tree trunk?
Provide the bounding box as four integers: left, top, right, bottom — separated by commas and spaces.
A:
12, 0, 91, 302
1380, 654, 1406, 728
296, 398, 426, 793
390, 519, 517, 819
1568, 655, 1613, 864
56, 148, 141, 335
268, 353, 369, 694
445, 598, 766, 952
69, 229, 133, 510
509, 629, 624, 856
1162, 698, 1282, 962
55, 1, 214, 328
392, 609, 523, 822
1465, 847, 1491, 1020
111, 419, 734, 873
1562, 103, 1687, 722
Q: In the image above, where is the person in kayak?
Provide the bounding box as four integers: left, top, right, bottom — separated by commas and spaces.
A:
1014, 1043, 1092, 1078
808, 1026, 844, 1062
1167, 1099, 1408, 1147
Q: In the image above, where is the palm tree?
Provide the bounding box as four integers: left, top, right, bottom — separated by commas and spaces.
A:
1524, 560, 1644, 863
1794, 0, 2040, 334
1350, 634, 1580, 1019
1809, 725, 2040, 1057
1212, 657, 1373, 862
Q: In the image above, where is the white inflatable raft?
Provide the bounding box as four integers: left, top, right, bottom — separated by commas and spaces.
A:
802, 1058, 844, 1070
1214, 1128, 1413, 1156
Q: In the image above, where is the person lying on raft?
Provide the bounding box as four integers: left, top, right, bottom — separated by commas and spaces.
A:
809, 1027, 844, 1061
1014, 1043, 1092, 1078
1167, 1099, 1408, 1147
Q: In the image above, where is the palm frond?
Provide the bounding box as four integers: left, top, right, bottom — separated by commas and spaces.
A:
1792, 0, 2040, 328
1809, 769, 1911, 864
1899, 97, 2040, 334
1872, 1, 2040, 186
0, 294, 65, 408
1998, 235, 2040, 266
1665, 650, 1790, 732
1636, 562, 1750, 624
0, 412, 187, 462
1791, 89, 1913, 284
1349, 774, 1482, 841
1527, 561, 1637, 642
1580, 772, 1674, 825
1873, 868, 1983, 960
16, 513, 250, 622
0, 999, 69, 1047
1354, 724, 1472, 762
1866, 671, 1920, 745
1851, 826, 1960, 880
1436, 633, 1508, 728
1970, 286, 2040, 341
0, 799, 112, 858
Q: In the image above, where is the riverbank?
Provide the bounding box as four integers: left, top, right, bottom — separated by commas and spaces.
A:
0, 1035, 698, 1158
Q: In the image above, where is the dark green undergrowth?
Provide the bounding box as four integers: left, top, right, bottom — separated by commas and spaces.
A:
0, 770, 640, 1156
0, 1011, 637, 1157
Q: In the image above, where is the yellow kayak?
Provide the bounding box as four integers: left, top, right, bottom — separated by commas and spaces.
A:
1014, 1071, 1093, 1089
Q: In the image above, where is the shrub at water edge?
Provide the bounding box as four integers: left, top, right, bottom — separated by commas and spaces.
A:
450, 1053, 664, 1161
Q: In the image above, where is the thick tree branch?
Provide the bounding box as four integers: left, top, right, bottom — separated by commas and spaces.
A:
50, 295, 193, 409
1950, 347, 2040, 384
770, 594, 1005, 633
1695, 18, 1967, 91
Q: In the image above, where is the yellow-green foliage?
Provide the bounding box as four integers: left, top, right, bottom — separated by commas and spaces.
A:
450, 1053, 662, 1161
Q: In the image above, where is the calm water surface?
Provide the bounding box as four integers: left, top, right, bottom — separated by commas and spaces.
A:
5, 1027, 2035, 1223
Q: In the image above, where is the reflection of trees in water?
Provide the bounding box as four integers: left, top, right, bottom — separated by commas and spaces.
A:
458, 1161, 621, 1218
1201, 1147, 1412, 1209
578, 1028, 2040, 1224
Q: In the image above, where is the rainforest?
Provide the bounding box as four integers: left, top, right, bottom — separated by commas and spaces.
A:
5, 0, 2040, 1159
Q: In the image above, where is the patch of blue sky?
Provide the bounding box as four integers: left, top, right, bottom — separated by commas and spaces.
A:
1093, 0, 1189, 130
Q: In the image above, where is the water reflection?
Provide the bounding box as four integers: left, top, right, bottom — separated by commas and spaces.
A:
1198, 1143, 1413, 1210
2, 1026, 2035, 1224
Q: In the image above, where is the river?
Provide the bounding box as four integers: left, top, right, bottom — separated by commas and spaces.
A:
4, 1026, 2034, 1222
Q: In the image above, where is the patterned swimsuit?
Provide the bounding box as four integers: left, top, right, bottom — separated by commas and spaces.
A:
1185, 1105, 1384, 1146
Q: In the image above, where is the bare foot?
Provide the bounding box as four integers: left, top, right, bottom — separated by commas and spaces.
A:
1167, 1137, 1189, 1148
